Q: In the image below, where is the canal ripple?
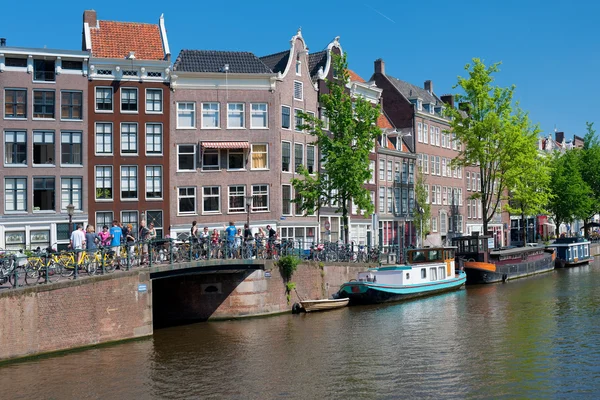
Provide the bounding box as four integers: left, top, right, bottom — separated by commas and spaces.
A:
2, 262, 600, 399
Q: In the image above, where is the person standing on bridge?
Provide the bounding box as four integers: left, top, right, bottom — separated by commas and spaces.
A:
70, 224, 86, 266
225, 221, 237, 258
109, 220, 123, 254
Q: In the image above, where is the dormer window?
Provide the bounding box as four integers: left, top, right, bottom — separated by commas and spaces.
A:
417, 100, 422, 111
429, 103, 435, 114
33, 59, 55, 82
295, 60, 301, 76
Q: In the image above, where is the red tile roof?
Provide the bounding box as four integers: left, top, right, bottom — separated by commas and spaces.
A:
377, 113, 394, 130
347, 69, 365, 82
90, 20, 164, 61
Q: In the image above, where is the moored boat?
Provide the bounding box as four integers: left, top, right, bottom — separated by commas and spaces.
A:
299, 298, 350, 312
547, 237, 592, 268
452, 233, 555, 284
338, 247, 466, 305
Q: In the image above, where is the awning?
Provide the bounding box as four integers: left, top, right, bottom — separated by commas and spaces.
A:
201, 141, 249, 149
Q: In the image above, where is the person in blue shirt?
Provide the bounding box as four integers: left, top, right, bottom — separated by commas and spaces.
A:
225, 221, 237, 258
109, 220, 123, 253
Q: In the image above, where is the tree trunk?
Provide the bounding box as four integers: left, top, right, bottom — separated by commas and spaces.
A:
342, 201, 349, 245
521, 213, 526, 246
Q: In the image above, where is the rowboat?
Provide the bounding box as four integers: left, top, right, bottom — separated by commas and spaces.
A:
338, 246, 466, 305
299, 297, 349, 312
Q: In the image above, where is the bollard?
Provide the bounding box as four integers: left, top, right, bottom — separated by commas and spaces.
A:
169, 239, 174, 265
73, 250, 79, 280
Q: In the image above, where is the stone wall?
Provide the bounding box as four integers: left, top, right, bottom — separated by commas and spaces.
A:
152, 262, 368, 325
0, 271, 152, 361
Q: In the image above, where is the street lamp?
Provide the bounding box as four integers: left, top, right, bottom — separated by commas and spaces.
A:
66, 203, 75, 236
245, 195, 253, 229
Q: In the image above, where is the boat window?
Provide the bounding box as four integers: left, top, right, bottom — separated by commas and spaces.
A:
428, 250, 440, 261
412, 251, 426, 262
438, 267, 445, 279
573, 246, 578, 259
421, 269, 426, 279
429, 267, 437, 281
406, 273, 410, 280
585, 246, 589, 257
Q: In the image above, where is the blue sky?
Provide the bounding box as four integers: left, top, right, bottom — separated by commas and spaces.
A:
1, 0, 598, 138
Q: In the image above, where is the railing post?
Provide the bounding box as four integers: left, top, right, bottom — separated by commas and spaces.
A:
45, 253, 49, 284
12, 255, 18, 288
148, 240, 153, 268
169, 239, 174, 265
101, 247, 106, 274
126, 244, 131, 271
73, 250, 79, 280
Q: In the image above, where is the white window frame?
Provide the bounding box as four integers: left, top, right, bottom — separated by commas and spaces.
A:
145, 123, 162, 156
95, 122, 113, 156
60, 90, 83, 121
369, 161, 375, 184
227, 149, 246, 171
120, 87, 138, 114
177, 144, 196, 172
293, 81, 303, 101
227, 103, 245, 129
202, 186, 221, 214
294, 108, 303, 132
60, 177, 82, 211
250, 103, 268, 129
295, 60, 301, 76
5, 177, 27, 212
202, 148, 220, 171
176, 102, 196, 129
251, 143, 269, 170
294, 143, 304, 173
432, 217, 438, 232
145, 166, 163, 200
423, 154, 429, 174
178, 186, 197, 215
228, 185, 246, 214
95, 86, 113, 113
251, 184, 269, 212
417, 122, 423, 143
201, 102, 220, 129
423, 123, 428, 144
120, 123, 138, 156
306, 144, 316, 175
120, 165, 138, 201
145, 88, 163, 114
281, 105, 291, 130
95, 165, 113, 201
282, 184, 293, 216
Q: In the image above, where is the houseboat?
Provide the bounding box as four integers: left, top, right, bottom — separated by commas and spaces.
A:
452, 233, 555, 284
337, 247, 466, 305
547, 237, 592, 268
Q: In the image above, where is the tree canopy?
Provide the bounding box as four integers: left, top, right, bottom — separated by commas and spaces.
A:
291, 53, 381, 243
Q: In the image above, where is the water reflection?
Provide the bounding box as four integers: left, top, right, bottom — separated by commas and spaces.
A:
3, 263, 600, 399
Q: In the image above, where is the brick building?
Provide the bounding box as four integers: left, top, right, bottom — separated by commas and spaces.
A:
82, 10, 171, 237
0, 41, 89, 250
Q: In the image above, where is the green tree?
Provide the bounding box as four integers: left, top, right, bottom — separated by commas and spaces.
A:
578, 122, 600, 236
292, 53, 381, 243
446, 58, 538, 235
547, 150, 593, 236
413, 169, 431, 246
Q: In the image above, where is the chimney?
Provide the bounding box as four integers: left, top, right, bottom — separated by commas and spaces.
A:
555, 131, 564, 144
0, 38, 6, 47
441, 94, 454, 108
424, 80, 433, 93
83, 10, 97, 28
374, 58, 385, 75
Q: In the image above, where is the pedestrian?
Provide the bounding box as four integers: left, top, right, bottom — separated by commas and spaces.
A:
70, 223, 86, 265
139, 220, 150, 265
85, 225, 100, 250
211, 228, 220, 258
98, 225, 111, 247
109, 220, 123, 254
234, 228, 242, 258
124, 224, 136, 259
244, 223, 253, 242
190, 220, 198, 244
225, 221, 237, 257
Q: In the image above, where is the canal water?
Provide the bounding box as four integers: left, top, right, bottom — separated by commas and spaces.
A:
2, 261, 600, 399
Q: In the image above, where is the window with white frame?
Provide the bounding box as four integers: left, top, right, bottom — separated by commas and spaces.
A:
441, 158, 447, 177
423, 154, 429, 174
146, 123, 162, 155
472, 173, 477, 191
466, 171, 471, 190
177, 102, 195, 128
178, 187, 196, 214
452, 133, 457, 150
5, 177, 26, 211
177, 144, 196, 171
252, 184, 269, 211
294, 143, 303, 172
146, 89, 162, 113
435, 156, 440, 175
387, 161, 393, 181
251, 144, 268, 170
61, 91, 83, 120
202, 149, 220, 171
387, 187, 393, 213
61, 131, 82, 165
435, 127, 440, 146
440, 211, 447, 235
441, 130, 447, 147
61, 177, 82, 211
379, 187, 385, 212
282, 141, 291, 172
369, 161, 375, 183
227, 103, 245, 128
306, 145, 315, 174
282, 185, 292, 215
95, 212, 113, 231
431, 185, 436, 205
202, 102, 220, 128
436, 185, 441, 205
458, 166, 462, 179
228, 149, 245, 170
379, 160, 385, 181
467, 200, 472, 219
121, 166, 138, 200
95, 166, 112, 200
228, 185, 245, 213
33, 177, 54, 211
417, 122, 423, 142
429, 125, 434, 144
442, 187, 447, 205
294, 109, 303, 131
146, 166, 162, 199
5, 88, 27, 118
424, 184, 430, 204
458, 188, 463, 205
432, 217, 438, 232
251, 103, 268, 128
477, 173, 481, 191
282, 106, 291, 129
203, 186, 220, 213
121, 88, 138, 112
95, 123, 112, 155
121, 123, 138, 154
294, 81, 303, 100
423, 123, 428, 144
295, 60, 301, 76
121, 211, 138, 239
95, 87, 112, 111
32, 131, 54, 165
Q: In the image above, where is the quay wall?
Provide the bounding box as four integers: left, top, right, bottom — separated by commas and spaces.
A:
0, 271, 152, 362
152, 262, 368, 325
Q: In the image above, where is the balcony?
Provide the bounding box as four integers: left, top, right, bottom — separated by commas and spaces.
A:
33, 60, 56, 82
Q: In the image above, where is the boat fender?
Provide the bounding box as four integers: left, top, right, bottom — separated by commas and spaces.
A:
502, 274, 508, 283
292, 303, 304, 314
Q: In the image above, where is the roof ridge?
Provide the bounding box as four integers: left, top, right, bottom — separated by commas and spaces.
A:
260, 49, 289, 59
96, 19, 159, 27
180, 49, 259, 55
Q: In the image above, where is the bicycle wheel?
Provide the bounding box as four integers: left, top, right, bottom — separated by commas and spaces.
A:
8, 265, 25, 287
61, 258, 75, 277
46, 260, 62, 282
85, 255, 98, 275
24, 259, 42, 285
